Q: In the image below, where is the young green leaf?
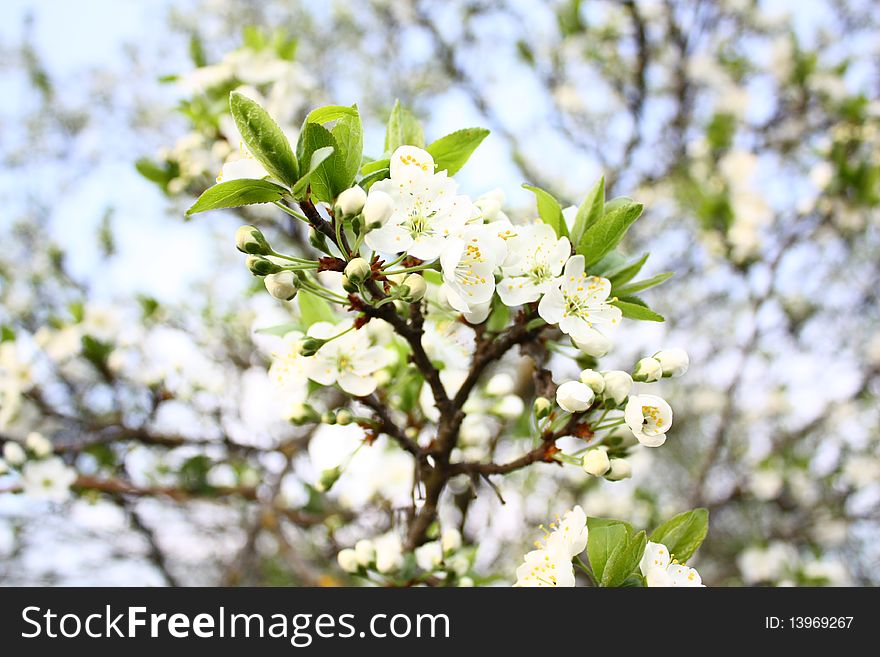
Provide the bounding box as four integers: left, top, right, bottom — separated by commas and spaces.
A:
254, 322, 300, 337
295, 122, 339, 202
602, 530, 648, 588
305, 105, 358, 125
522, 184, 568, 238
298, 289, 336, 326
613, 272, 674, 297
361, 158, 390, 175
229, 91, 298, 186
606, 252, 650, 287
359, 168, 390, 190
385, 100, 425, 152
577, 200, 643, 267
650, 508, 709, 562
185, 179, 288, 216
612, 297, 665, 322
427, 128, 490, 176
291, 146, 336, 197
587, 518, 629, 583
330, 106, 364, 192
571, 175, 605, 246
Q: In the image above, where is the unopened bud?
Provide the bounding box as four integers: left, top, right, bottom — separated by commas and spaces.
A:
235, 225, 270, 255
316, 466, 342, 492
578, 369, 605, 395
336, 185, 367, 217
354, 539, 376, 566
246, 255, 281, 276
336, 409, 353, 426
2, 441, 25, 466
633, 357, 663, 383
653, 348, 689, 378
321, 410, 337, 425
337, 548, 360, 573
605, 458, 632, 481
309, 227, 330, 253
264, 271, 299, 301
25, 432, 53, 458
363, 190, 394, 226
299, 337, 326, 357
582, 448, 611, 477
602, 371, 633, 406
287, 402, 319, 425
341, 275, 359, 293
344, 257, 372, 284
533, 397, 552, 419
400, 274, 427, 302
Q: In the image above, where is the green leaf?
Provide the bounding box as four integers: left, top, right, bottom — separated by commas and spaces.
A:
291, 146, 336, 197
295, 122, 338, 202
522, 184, 568, 238
229, 91, 298, 186
606, 253, 649, 287
612, 297, 665, 322
650, 509, 709, 563
577, 200, 643, 267
185, 179, 288, 216
385, 100, 425, 152
485, 298, 510, 333
305, 105, 358, 125
135, 157, 177, 188
361, 158, 390, 175
587, 518, 628, 583
330, 106, 364, 192
590, 250, 628, 276
571, 175, 605, 246
427, 128, 490, 176
359, 168, 390, 190
602, 530, 647, 588
614, 272, 674, 297
298, 289, 336, 326
254, 322, 300, 336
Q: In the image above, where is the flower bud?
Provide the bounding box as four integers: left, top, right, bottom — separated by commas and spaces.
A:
533, 397, 552, 419
363, 190, 394, 226
287, 402, 319, 425
602, 371, 633, 406
264, 271, 299, 301
653, 348, 689, 378
25, 432, 53, 458
2, 441, 25, 466
341, 275, 359, 293
633, 357, 663, 383
459, 576, 475, 587
354, 539, 376, 566
344, 257, 372, 284
573, 328, 612, 357
316, 465, 342, 492
556, 380, 595, 413
441, 528, 462, 553
401, 274, 427, 302
336, 185, 367, 217
235, 225, 270, 255
321, 410, 337, 425
605, 458, 632, 481
336, 409, 353, 426
485, 373, 515, 396
246, 255, 281, 276
337, 548, 360, 573
582, 448, 611, 477
299, 337, 325, 358
579, 369, 605, 395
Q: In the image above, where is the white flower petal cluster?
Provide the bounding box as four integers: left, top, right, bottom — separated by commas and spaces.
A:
639, 541, 704, 587
514, 505, 588, 587
304, 322, 392, 397
624, 394, 673, 447
21, 457, 77, 503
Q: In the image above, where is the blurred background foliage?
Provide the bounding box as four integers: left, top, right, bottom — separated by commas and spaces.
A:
0, 0, 878, 586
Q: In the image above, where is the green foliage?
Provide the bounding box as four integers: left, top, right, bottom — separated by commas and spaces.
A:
296, 105, 363, 202
612, 297, 665, 322
185, 179, 288, 216
135, 157, 179, 192
571, 175, 605, 246
650, 508, 709, 562
613, 272, 673, 297
229, 91, 299, 186
577, 198, 643, 268
586, 517, 647, 587
426, 128, 490, 176
522, 184, 568, 238
298, 289, 335, 326
606, 252, 649, 287
385, 100, 425, 151
179, 455, 213, 493
291, 145, 336, 198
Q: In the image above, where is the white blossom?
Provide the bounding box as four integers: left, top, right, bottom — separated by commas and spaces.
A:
625, 394, 673, 447
374, 532, 404, 573
497, 223, 570, 307
440, 224, 506, 314
21, 457, 77, 503
653, 348, 689, 378
337, 185, 367, 216
538, 255, 621, 343
415, 540, 444, 571
602, 371, 632, 405
582, 448, 611, 476
337, 548, 360, 573
303, 322, 390, 396
606, 458, 632, 481
25, 432, 52, 458
639, 541, 704, 587
579, 369, 605, 394
363, 190, 395, 225
2, 441, 25, 466
365, 146, 477, 261
632, 357, 662, 383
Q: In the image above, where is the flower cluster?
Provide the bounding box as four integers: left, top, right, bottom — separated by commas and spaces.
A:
1, 433, 77, 503
514, 506, 589, 587
639, 541, 704, 587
